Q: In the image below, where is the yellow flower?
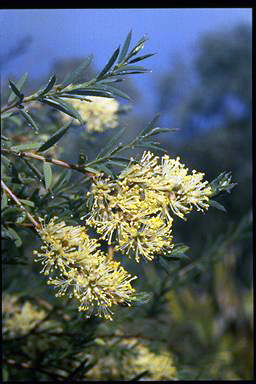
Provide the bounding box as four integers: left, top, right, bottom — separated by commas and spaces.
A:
158, 155, 212, 219
60, 96, 119, 132
48, 255, 137, 321
117, 216, 173, 263
33, 217, 102, 275
86, 334, 177, 380
2, 293, 54, 337
87, 151, 211, 261
33, 217, 137, 320
87, 176, 173, 262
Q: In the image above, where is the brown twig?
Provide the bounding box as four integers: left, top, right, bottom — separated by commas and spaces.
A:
1, 147, 97, 177
1, 179, 40, 229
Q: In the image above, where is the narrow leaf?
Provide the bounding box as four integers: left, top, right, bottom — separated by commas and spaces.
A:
98, 78, 123, 84
63, 55, 93, 85
56, 94, 92, 101
128, 53, 155, 64
37, 121, 73, 152
135, 142, 165, 152
52, 169, 72, 193
23, 158, 43, 180
83, 165, 101, 175
96, 46, 120, 80
208, 199, 227, 213
1, 191, 8, 209
105, 85, 131, 100
126, 36, 148, 60
12, 142, 42, 152
64, 88, 113, 98
107, 159, 130, 168
96, 125, 127, 159
8, 80, 24, 101
169, 244, 190, 258
41, 97, 82, 122
118, 30, 132, 64
19, 109, 39, 132
113, 70, 150, 76
144, 127, 177, 137
38, 74, 56, 96
4, 226, 22, 247
140, 113, 161, 136
93, 163, 114, 177
8, 73, 28, 103
19, 199, 35, 207
43, 161, 53, 190
114, 65, 149, 73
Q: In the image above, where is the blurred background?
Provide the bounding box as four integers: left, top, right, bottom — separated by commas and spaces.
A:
1, 8, 253, 380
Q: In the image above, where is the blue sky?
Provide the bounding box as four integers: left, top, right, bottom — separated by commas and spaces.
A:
0, 9, 252, 111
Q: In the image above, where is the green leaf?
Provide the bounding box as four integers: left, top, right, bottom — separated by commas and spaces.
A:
16, 211, 27, 224
96, 46, 120, 80
166, 244, 190, 259
114, 65, 150, 73
131, 291, 152, 304
140, 113, 161, 136
8, 72, 28, 103
128, 53, 155, 64
37, 121, 73, 152
98, 78, 123, 84
64, 88, 113, 98
208, 199, 227, 213
108, 156, 131, 165
101, 85, 131, 100
96, 125, 127, 159
209, 171, 236, 197
19, 109, 39, 132
63, 54, 93, 85
93, 163, 114, 177
144, 127, 177, 137
43, 161, 53, 190
107, 156, 132, 169
38, 74, 56, 96
8, 80, 24, 102
83, 165, 101, 174
4, 226, 22, 247
41, 97, 83, 122
19, 199, 35, 207
12, 142, 42, 152
52, 169, 72, 193
55, 94, 92, 101
136, 142, 165, 152
126, 35, 148, 61
1, 191, 8, 209
23, 158, 43, 180
118, 30, 132, 64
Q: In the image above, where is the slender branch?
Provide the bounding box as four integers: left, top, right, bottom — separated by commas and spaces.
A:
1, 179, 40, 228
1, 148, 97, 176
1, 94, 39, 115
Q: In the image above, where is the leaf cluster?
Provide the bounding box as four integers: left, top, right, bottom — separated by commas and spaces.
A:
2, 31, 154, 127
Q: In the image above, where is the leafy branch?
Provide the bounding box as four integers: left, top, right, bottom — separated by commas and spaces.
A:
1, 31, 155, 130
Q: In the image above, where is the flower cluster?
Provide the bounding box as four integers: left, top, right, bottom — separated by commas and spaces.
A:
2, 293, 54, 338
86, 333, 177, 380
87, 151, 212, 262
60, 96, 119, 132
32, 152, 212, 319
33, 217, 136, 320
